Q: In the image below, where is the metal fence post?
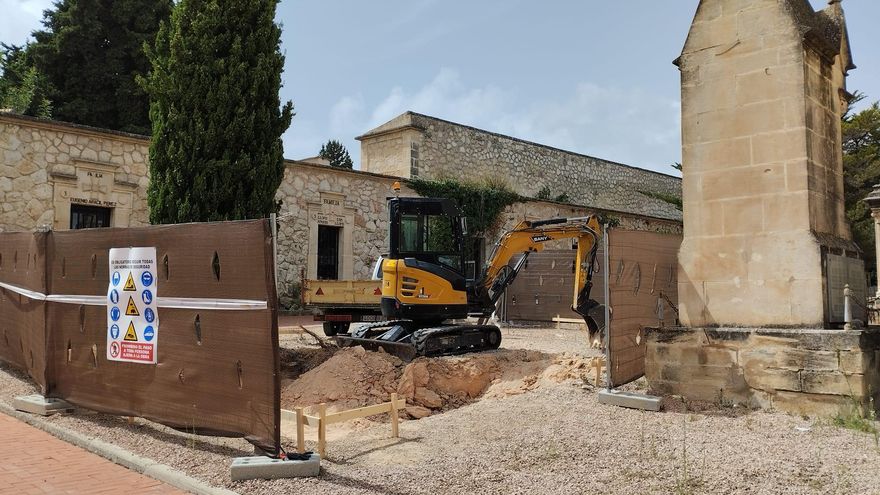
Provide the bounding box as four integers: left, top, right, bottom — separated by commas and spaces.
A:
602, 223, 611, 390
270, 212, 279, 293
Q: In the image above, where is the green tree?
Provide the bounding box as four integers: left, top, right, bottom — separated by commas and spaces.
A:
0, 44, 51, 117
29, 0, 171, 134
319, 139, 353, 168
843, 101, 880, 275
142, 0, 294, 224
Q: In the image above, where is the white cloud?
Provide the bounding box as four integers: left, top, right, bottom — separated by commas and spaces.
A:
328, 94, 365, 136
311, 68, 682, 174
0, 0, 52, 45
366, 68, 511, 128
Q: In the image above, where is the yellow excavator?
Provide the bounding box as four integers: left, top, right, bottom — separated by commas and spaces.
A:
337, 194, 604, 359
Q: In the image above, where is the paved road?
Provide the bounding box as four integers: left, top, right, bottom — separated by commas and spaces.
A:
0, 413, 185, 495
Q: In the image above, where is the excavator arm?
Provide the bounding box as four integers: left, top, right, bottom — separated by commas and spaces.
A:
471, 215, 604, 345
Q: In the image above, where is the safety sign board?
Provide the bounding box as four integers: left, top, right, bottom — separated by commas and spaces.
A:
107, 247, 158, 364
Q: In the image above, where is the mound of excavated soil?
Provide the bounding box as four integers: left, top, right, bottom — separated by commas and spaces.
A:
282, 346, 404, 412
281, 346, 597, 419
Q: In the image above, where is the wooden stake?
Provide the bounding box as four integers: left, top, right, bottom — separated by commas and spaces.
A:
390, 393, 399, 438
318, 403, 327, 458
295, 407, 305, 454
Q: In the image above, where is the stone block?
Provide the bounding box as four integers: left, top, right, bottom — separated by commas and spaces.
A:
752, 129, 807, 165
740, 346, 837, 372
762, 191, 810, 231
800, 371, 863, 397
772, 391, 853, 418
597, 390, 661, 411
721, 197, 763, 235
742, 365, 801, 392
839, 350, 873, 374
685, 16, 737, 54
735, 67, 802, 106
754, 329, 864, 352
686, 137, 752, 171
230, 454, 320, 481
678, 346, 738, 367
13, 395, 74, 416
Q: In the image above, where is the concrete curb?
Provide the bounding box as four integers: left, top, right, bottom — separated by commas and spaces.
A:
0, 402, 239, 495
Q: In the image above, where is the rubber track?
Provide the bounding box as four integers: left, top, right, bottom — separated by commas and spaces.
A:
351, 320, 411, 338
413, 325, 502, 357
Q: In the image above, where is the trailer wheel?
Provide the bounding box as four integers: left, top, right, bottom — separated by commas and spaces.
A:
322, 322, 350, 336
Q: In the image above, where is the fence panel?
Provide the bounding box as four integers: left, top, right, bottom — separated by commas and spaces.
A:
607, 229, 681, 387
504, 247, 606, 322
43, 220, 279, 453
0, 231, 48, 390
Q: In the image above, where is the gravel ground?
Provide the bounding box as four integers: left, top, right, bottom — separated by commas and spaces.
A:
2, 327, 879, 494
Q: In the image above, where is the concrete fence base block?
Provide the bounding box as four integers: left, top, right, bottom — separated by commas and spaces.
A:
230, 454, 320, 481
598, 389, 662, 412
13, 395, 74, 416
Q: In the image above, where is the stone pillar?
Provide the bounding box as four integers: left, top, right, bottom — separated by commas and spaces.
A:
675, 0, 861, 327
644, 1, 880, 419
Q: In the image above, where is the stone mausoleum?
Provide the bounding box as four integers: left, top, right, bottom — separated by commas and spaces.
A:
0, 109, 681, 317
646, 0, 879, 417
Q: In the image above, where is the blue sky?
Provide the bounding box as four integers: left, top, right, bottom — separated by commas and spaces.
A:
3, 0, 878, 175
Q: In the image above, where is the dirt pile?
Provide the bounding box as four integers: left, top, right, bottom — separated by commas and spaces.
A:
281, 346, 598, 419
281, 346, 405, 412
399, 350, 595, 413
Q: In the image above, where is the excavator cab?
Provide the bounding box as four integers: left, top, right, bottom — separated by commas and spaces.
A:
381, 197, 471, 322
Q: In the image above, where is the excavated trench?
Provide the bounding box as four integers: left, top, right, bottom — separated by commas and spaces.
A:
279, 344, 599, 420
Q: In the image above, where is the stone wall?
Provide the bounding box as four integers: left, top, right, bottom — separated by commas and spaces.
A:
274, 161, 416, 305
358, 112, 683, 221
646, 327, 880, 417
491, 200, 682, 249
676, 0, 858, 327
0, 114, 149, 232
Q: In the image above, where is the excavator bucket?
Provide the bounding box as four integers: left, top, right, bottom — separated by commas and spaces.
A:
335, 335, 418, 361
574, 299, 606, 349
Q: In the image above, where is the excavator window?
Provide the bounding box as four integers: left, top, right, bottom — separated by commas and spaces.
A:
396, 214, 461, 272
389, 197, 465, 273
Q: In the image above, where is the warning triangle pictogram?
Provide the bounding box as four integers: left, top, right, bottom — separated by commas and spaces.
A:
124, 321, 138, 341
125, 296, 140, 316
315, 287, 324, 296
123, 272, 137, 291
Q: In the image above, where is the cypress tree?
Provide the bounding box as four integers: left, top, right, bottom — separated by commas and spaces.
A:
143, 0, 294, 223
29, 0, 171, 134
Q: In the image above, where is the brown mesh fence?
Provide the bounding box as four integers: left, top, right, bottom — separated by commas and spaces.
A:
607, 229, 681, 387
505, 247, 606, 322
0, 231, 48, 391
0, 220, 280, 453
